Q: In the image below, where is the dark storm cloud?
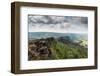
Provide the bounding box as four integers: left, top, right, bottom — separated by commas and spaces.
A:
28, 15, 88, 33
28, 15, 69, 24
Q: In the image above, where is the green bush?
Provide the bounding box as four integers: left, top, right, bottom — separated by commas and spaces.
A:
51, 40, 88, 59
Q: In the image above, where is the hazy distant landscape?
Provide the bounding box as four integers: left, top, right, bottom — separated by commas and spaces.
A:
28, 32, 88, 60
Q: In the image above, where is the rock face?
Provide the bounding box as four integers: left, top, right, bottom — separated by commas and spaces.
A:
28, 38, 53, 60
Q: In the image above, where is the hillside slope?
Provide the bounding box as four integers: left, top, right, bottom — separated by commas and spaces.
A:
28, 37, 88, 60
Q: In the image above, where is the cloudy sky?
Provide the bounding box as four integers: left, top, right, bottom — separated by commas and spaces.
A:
28, 15, 88, 33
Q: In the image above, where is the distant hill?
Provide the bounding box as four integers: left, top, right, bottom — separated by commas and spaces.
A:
28, 32, 88, 42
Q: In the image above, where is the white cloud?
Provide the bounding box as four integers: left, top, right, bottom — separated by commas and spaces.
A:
28, 15, 88, 33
